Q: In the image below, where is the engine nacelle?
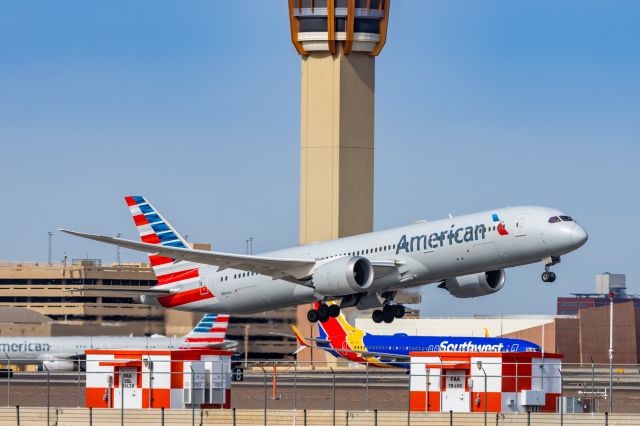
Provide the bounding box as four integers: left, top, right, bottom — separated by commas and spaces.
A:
312, 256, 374, 296
40, 360, 76, 372
441, 269, 506, 298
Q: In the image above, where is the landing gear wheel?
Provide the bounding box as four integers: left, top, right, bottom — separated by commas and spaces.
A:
548, 272, 556, 282
307, 309, 319, 323
318, 303, 329, 317
328, 304, 341, 318
393, 305, 406, 319
382, 309, 395, 324
372, 310, 384, 324
541, 271, 550, 282
318, 311, 330, 323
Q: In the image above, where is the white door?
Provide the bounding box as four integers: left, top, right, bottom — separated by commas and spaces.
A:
515, 215, 528, 237
441, 370, 469, 412
114, 368, 141, 409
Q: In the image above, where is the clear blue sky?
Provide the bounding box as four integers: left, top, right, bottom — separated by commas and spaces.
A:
1, 1, 638, 316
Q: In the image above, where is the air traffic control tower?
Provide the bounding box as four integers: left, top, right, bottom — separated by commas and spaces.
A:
287, 0, 391, 363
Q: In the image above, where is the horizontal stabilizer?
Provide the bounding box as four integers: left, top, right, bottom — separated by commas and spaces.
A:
66, 287, 175, 296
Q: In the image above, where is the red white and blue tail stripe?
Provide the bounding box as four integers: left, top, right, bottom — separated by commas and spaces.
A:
124, 196, 216, 309
183, 314, 230, 347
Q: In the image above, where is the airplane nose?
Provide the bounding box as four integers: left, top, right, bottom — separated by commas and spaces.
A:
570, 223, 588, 247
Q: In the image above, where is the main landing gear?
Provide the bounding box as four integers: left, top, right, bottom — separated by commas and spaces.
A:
307, 303, 341, 323
541, 256, 560, 283
372, 303, 405, 324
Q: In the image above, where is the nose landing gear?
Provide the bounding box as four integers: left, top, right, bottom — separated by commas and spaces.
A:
541, 256, 560, 283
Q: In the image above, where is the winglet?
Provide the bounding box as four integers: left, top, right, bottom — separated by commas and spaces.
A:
291, 324, 309, 355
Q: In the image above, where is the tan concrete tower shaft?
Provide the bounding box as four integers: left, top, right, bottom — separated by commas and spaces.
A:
300, 51, 374, 243
289, 0, 391, 364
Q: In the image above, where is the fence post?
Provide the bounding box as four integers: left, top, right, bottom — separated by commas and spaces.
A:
77, 353, 81, 408
5, 353, 10, 407
304, 408, 307, 426
121, 369, 124, 426
161, 407, 165, 426
559, 368, 563, 426
188, 365, 195, 426
407, 377, 411, 426
89, 407, 92, 426
495, 412, 498, 426
526, 410, 530, 426
605, 411, 609, 426
260, 366, 267, 426
449, 410, 453, 426
44, 364, 50, 426
374, 409, 378, 426
365, 361, 369, 411
232, 407, 236, 426
330, 366, 336, 426
16, 405, 20, 426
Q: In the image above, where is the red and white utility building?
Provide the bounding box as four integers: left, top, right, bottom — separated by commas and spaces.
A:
85, 349, 232, 409
409, 352, 562, 413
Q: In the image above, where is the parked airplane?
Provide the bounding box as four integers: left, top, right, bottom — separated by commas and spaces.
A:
62, 196, 587, 324
290, 302, 541, 369
0, 314, 234, 371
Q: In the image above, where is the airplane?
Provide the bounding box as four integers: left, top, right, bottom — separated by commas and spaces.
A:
0, 314, 235, 371
61, 196, 588, 324
290, 302, 541, 369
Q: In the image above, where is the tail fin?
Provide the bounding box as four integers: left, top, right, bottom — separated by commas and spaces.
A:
183, 314, 230, 346
124, 196, 215, 308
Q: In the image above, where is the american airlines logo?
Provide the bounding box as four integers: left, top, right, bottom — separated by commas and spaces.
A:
395, 214, 508, 255
0, 342, 51, 352
396, 224, 488, 254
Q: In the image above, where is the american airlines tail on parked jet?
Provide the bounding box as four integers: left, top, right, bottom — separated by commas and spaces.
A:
61, 196, 588, 324
0, 314, 234, 371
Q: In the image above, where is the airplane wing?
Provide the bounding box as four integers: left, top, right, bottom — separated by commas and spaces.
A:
60, 229, 316, 281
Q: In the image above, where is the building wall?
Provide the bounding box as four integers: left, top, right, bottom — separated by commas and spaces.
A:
356, 316, 558, 338
504, 302, 639, 364
578, 301, 638, 364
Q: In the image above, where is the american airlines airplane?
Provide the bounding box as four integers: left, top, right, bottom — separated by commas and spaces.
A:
62, 196, 587, 325
291, 302, 540, 369
0, 314, 234, 371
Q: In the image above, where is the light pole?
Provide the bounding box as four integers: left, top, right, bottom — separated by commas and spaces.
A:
477, 361, 487, 426
47, 232, 53, 265
608, 290, 614, 413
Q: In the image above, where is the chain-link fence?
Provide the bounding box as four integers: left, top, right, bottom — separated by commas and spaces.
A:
1, 358, 639, 425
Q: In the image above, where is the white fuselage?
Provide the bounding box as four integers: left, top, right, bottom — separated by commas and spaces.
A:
141, 206, 587, 314
0, 335, 185, 363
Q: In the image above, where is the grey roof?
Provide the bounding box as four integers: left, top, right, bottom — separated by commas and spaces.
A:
0, 307, 52, 324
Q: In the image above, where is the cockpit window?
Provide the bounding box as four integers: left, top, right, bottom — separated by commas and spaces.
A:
559, 215, 574, 222
548, 216, 561, 223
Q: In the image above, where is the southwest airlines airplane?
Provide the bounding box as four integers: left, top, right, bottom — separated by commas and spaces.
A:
291, 302, 541, 369
0, 314, 233, 371
62, 196, 587, 324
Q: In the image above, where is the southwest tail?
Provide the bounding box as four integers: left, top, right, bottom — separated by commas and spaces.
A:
124, 196, 214, 308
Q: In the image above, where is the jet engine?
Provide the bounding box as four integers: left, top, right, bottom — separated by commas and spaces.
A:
312, 256, 374, 296
40, 360, 76, 372
440, 269, 506, 298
